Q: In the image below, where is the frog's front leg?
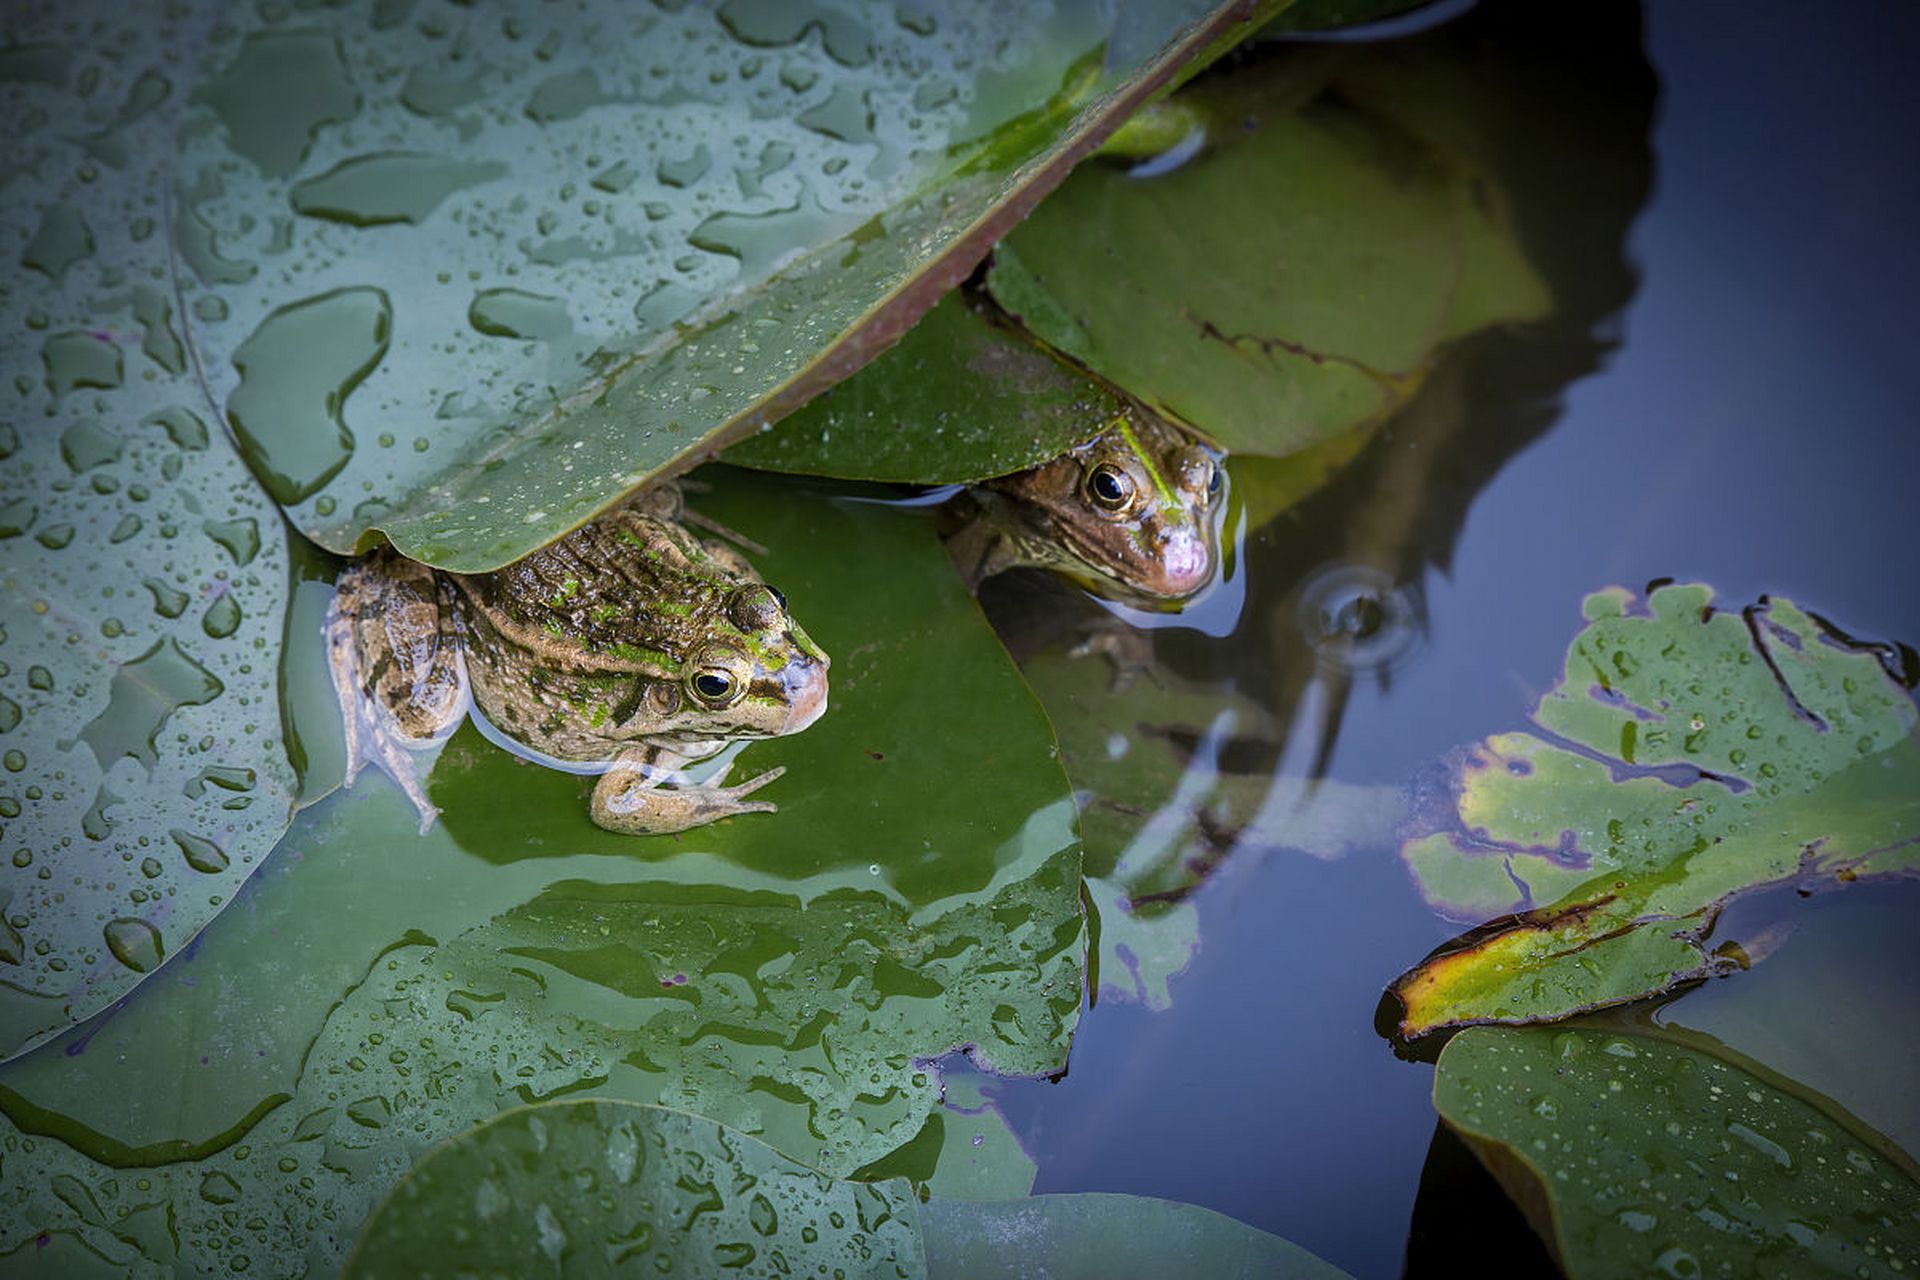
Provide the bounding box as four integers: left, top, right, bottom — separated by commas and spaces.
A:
326, 549, 469, 834
590, 742, 787, 835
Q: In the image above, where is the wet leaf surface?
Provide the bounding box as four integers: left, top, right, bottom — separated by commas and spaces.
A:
0, 2, 298, 1061
161, 0, 1283, 570
342, 1100, 925, 1280
338, 1098, 1354, 1280
984, 37, 1548, 458
921, 1193, 1356, 1279
722, 290, 1122, 485
1390, 585, 1920, 1040
1433, 1025, 1920, 1279
0, 468, 1077, 1274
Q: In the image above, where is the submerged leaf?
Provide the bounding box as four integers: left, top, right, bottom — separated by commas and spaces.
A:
165, 0, 1289, 569
1389, 585, 1920, 1040
0, 2, 297, 1060
985, 36, 1549, 458
1433, 1025, 1920, 1278
344, 1100, 925, 1280
723, 290, 1123, 484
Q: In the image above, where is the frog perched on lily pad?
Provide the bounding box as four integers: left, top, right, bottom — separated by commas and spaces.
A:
943, 408, 1226, 607
327, 483, 829, 835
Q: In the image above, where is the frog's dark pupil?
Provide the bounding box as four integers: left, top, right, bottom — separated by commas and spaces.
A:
1092, 468, 1127, 504
768, 585, 787, 611
1206, 463, 1222, 496
695, 672, 732, 700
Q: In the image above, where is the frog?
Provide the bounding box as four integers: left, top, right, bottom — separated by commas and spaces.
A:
325, 483, 829, 836
944, 407, 1226, 606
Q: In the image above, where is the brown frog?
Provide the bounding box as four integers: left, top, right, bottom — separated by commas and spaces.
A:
325, 484, 829, 835
946, 409, 1226, 605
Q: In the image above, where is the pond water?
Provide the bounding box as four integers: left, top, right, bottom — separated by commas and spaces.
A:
982, 1, 1920, 1275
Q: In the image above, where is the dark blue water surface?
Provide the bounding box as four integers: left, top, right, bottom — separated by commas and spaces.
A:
993, 3, 1920, 1275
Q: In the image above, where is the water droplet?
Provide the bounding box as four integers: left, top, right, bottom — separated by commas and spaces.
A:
103, 917, 163, 972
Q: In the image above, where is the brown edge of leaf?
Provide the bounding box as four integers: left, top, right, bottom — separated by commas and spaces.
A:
375, 0, 1292, 572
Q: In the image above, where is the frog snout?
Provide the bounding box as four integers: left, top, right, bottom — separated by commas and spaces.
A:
779, 652, 829, 733
1153, 528, 1213, 597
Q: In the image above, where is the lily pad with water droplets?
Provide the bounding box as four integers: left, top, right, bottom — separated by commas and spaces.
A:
1387, 585, 1920, 1041
340, 1099, 1358, 1280
1433, 1025, 1920, 1279
343, 1100, 925, 1280
0, 1, 298, 1062
166, 0, 1291, 570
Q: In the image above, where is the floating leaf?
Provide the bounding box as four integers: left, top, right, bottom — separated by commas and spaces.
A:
984, 34, 1549, 458
1388, 585, 1920, 1040
344, 1101, 924, 1279
921, 1192, 1356, 1279
161, 0, 1290, 569
341, 1100, 1354, 1280
1433, 1025, 1920, 1278
723, 290, 1123, 484
0, 2, 296, 1061
0, 468, 1078, 1273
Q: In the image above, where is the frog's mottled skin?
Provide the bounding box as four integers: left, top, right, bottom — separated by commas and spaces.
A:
326, 485, 829, 835
948, 410, 1225, 605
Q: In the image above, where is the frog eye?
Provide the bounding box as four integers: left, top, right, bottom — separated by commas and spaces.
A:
687, 649, 751, 709
728, 583, 786, 633
1086, 462, 1136, 512
1173, 448, 1220, 502
1205, 459, 1223, 502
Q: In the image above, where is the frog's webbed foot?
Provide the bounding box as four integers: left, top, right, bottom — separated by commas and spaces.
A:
1068, 619, 1157, 691
327, 552, 469, 835
590, 749, 786, 835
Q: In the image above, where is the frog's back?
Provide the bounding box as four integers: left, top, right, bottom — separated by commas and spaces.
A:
452, 508, 732, 677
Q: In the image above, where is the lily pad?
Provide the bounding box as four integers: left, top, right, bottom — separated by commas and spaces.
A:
343, 1099, 924, 1280
0, 5, 298, 1061
984, 35, 1549, 458
0, 468, 1080, 1274
1388, 585, 1920, 1041
162, 0, 1288, 570
920, 1193, 1357, 1279
722, 289, 1124, 485
340, 1099, 1356, 1280
1433, 1025, 1920, 1279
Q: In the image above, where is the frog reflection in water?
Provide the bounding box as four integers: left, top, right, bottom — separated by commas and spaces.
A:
326, 484, 829, 835
947, 409, 1226, 605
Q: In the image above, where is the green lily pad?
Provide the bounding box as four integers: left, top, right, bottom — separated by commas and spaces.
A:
0, 467, 1079, 1274
984, 35, 1549, 458
162, 0, 1288, 570
0, 6, 298, 1061
339, 1099, 1355, 1280
920, 1193, 1357, 1279
343, 1099, 924, 1280
722, 289, 1124, 485
1388, 585, 1920, 1040
1433, 1025, 1920, 1278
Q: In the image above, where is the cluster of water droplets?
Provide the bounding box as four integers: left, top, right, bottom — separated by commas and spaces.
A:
348, 1099, 924, 1277
0, 834, 1076, 1274
1443, 1027, 1919, 1278
0, 0, 297, 1057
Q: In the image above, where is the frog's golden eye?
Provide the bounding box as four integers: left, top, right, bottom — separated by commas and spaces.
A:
687, 649, 751, 709
1173, 449, 1221, 503
1086, 462, 1136, 512
728, 583, 786, 633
